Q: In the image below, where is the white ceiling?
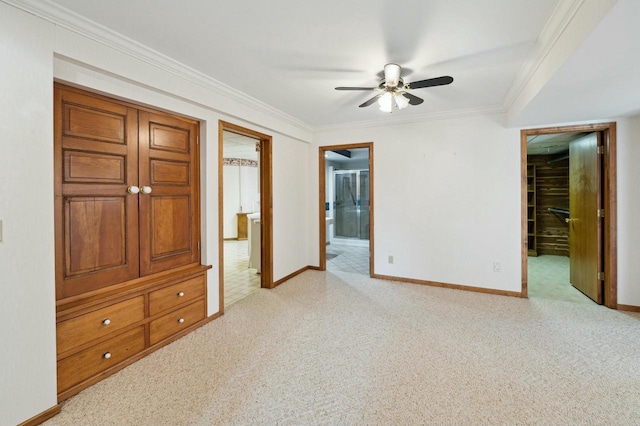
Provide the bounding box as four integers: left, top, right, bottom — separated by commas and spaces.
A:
46, 0, 560, 128
511, 0, 640, 127
223, 131, 259, 161
526, 132, 590, 156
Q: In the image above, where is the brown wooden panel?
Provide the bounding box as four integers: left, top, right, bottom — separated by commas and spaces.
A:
149, 300, 205, 345
528, 155, 569, 256
151, 196, 191, 256
148, 275, 205, 316
57, 326, 145, 393
149, 123, 189, 153
55, 85, 140, 300
150, 159, 190, 185
569, 133, 602, 303
65, 150, 125, 184
65, 197, 126, 275
64, 104, 125, 144
57, 296, 144, 355
139, 111, 199, 276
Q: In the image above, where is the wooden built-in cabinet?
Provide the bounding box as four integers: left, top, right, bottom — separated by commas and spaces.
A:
237, 212, 249, 240
54, 84, 210, 401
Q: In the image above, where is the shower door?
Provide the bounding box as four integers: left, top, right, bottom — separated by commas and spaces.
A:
334, 170, 369, 240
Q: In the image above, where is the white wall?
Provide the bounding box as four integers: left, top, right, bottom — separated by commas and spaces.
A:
223, 164, 259, 239
273, 136, 311, 280
313, 114, 523, 292
615, 114, 640, 306
0, 5, 58, 425
0, 3, 312, 424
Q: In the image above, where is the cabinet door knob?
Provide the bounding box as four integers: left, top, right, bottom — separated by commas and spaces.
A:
102, 318, 111, 325
177, 291, 185, 297
565, 218, 575, 223
103, 352, 112, 359
140, 186, 152, 194
178, 317, 185, 323
127, 186, 140, 194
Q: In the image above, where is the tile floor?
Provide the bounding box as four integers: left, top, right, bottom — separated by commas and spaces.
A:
528, 255, 595, 305
224, 240, 260, 306
326, 240, 370, 275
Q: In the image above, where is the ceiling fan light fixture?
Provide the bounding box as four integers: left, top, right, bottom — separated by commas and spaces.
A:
378, 92, 394, 112
395, 93, 409, 110
384, 63, 401, 88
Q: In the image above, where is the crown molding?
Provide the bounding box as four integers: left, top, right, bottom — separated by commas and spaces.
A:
502, 0, 585, 111
313, 105, 506, 133
3, 0, 312, 133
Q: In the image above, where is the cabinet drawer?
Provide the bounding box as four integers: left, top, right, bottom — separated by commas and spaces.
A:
150, 300, 205, 345
57, 326, 145, 393
57, 296, 144, 355
149, 275, 205, 316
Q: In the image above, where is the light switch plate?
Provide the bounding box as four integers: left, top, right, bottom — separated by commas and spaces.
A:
0, 220, 3, 242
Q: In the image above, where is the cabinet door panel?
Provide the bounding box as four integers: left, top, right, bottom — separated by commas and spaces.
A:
139, 111, 199, 275
55, 87, 139, 299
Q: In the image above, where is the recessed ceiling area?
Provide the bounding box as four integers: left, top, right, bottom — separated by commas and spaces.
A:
223, 131, 258, 161
526, 132, 591, 156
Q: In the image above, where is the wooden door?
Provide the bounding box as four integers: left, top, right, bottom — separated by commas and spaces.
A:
568, 133, 603, 303
138, 111, 200, 276
54, 87, 140, 299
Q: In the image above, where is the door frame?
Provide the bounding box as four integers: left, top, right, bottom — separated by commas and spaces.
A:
318, 142, 374, 274
520, 122, 617, 308
218, 121, 273, 315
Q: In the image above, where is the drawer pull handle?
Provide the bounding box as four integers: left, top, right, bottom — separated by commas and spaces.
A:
177, 291, 185, 297
178, 317, 185, 323
102, 318, 111, 325
103, 352, 112, 359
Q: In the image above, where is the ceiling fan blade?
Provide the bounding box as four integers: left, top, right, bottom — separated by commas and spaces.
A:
335, 87, 376, 91
407, 76, 454, 89
403, 92, 424, 106
359, 94, 382, 108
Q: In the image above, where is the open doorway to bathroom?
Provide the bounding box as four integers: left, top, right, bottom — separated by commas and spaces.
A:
219, 122, 273, 314
319, 143, 374, 276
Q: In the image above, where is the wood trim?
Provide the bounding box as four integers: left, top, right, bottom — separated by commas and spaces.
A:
18, 405, 61, 426
217, 122, 225, 316
318, 148, 326, 270
318, 142, 374, 275
218, 122, 274, 301
603, 124, 617, 308
521, 132, 529, 297
520, 123, 617, 307
617, 304, 640, 313
273, 266, 311, 287
371, 273, 523, 298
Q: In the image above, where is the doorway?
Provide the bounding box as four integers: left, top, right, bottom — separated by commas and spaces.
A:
319, 143, 374, 275
520, 123, 617, 308
218, 121, 273, 314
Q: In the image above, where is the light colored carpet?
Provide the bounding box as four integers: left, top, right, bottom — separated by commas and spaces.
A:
45, 270, 640, 425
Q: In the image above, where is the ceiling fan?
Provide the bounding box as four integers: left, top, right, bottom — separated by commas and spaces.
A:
335, 63, 453, 112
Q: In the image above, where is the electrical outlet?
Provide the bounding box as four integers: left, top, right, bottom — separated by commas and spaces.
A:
388, 255, 394, 264
493, 261, 501, 273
